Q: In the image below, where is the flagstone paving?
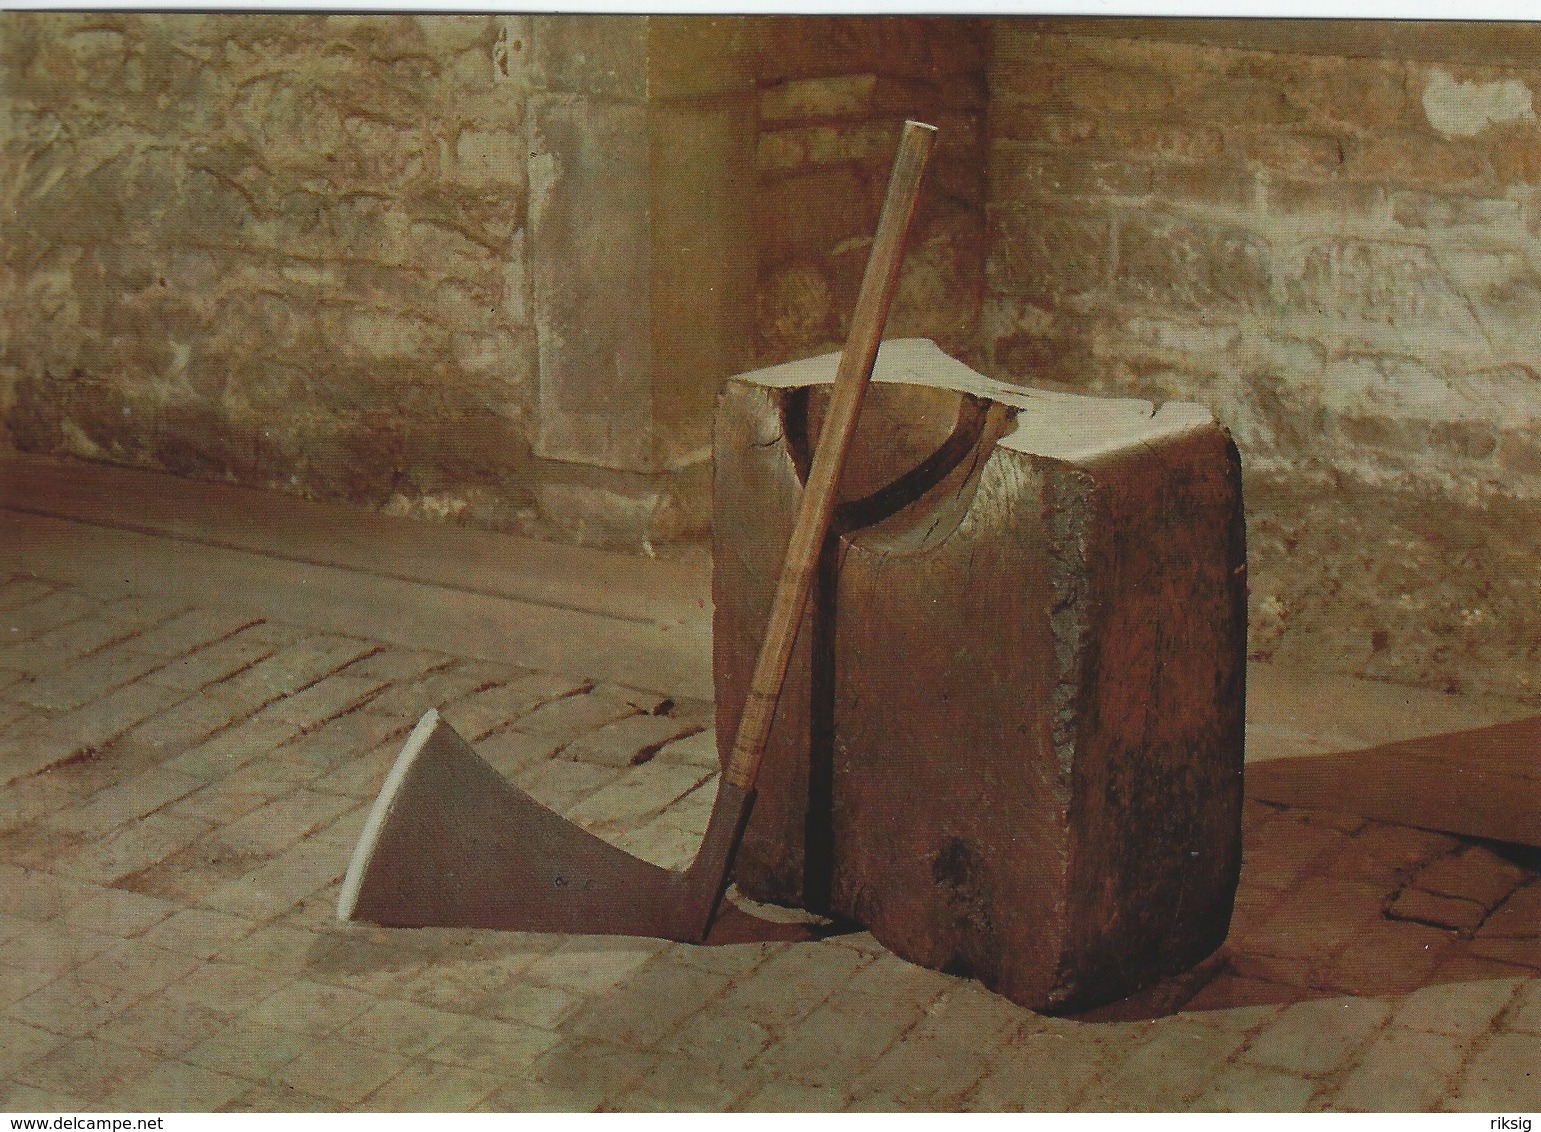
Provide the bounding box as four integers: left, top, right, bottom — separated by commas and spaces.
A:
0, 504, 1537, 1111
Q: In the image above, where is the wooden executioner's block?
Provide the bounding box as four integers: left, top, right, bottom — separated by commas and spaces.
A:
713, 339, 1246, 1014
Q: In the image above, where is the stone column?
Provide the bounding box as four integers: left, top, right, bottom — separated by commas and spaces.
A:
513, 16, 755, 548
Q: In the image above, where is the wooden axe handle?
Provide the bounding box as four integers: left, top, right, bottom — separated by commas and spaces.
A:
724, 119, 936, 792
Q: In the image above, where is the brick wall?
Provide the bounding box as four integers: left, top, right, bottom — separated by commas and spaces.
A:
749, 17, 988, 367
986, 22, 1541, 699
0, 13, 539, 530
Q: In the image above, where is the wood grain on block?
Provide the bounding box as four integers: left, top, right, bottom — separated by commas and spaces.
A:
712, 338, 1246, 1013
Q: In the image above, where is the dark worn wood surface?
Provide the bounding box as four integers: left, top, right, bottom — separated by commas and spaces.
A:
713, 347, 1247, 1013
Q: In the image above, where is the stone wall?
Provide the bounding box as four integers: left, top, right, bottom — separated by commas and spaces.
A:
749, 16, 988, 367
0, 13, 984, 548
514, 16, 754, 550
0, 13, 541, 531
0, 13, 755, 551
986, 21, 1541, 700
8, 14, 1541, 698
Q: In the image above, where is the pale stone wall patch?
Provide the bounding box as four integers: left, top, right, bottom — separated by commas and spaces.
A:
1422, 67, 1536, 138
986, 23, 1541, 699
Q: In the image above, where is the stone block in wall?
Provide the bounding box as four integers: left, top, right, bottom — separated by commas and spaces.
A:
1183, 74, 1311, 128
522, 15, 649, 99
1491, 141, 1541, 188
750, 16, 986, 86
1349, 131, 1491, 189
1230, 50, 1412, 131
516, 15, 751, 101
882, 213, 986, 347
1148, 161, 1257, 211
414, 14, 492, 55
648, 102, 757, 468
1115, 216, 1272, 312
756, 120, 897, 173
0, 12, 765, 551
1278, 239, 1490, 357
761, 168, 876, 267
524, 17, 755, 485
1232, 129, 1347, 180
1391, 190, 1522, 231
713, 339, 1246, 1013
986, 207, 1111, 299
1267, 177, 1387, 223
452, 128, 524, 188
760, 74, 881, 121
926, 110, 988, 208
983, 19, 1541, 703
759, 72, 987, 127
527, 94, 653, 472
747, 18, 988, 368
989, 138, 1155, 201
533, 461, 710, 550
646, 17, 755, 100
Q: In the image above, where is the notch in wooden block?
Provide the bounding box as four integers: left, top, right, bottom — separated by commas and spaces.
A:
713, 338, 1246, 1014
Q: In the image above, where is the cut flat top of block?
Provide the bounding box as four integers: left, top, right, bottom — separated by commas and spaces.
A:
733, 338, 1216, 464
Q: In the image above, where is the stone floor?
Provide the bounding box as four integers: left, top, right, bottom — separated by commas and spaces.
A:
0, 453, 1539, 1112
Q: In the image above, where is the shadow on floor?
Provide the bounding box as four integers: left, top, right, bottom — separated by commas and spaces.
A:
204, 713, 1540, 1030
1079, 719, 1541, 1023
